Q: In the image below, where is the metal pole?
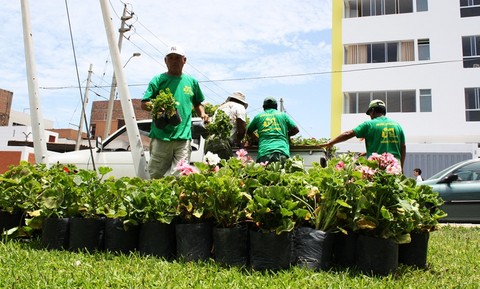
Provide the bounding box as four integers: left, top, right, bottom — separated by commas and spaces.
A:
20, 0, 49, 164
75, 64, 93, 151
99, 0, 150, 179
104, 4, 130, 140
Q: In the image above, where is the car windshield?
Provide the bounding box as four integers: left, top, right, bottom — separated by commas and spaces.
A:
427, 159, 472, 180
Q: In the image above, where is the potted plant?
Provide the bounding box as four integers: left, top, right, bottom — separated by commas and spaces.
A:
37, 164, 79, 250
67, 166, 112, 252
0, 161, 46, 238
346, 153, 414, 275
246, 182, 304, 271
174, 164, 214, 261
204, 109, 233, 160
149, 88, 181, 129
99, 176, 144, 254
290, 159, 355, 270
197, 155, 252, 266
132, 176, 179, 259
398, 182, 447, 268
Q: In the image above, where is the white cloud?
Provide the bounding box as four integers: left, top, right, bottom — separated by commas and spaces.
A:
0, 0, 332, 137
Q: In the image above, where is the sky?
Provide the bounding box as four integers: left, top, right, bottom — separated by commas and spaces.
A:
0, 0, 332, 138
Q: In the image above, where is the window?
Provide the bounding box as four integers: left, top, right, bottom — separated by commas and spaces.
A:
343, 90, 417, 113
345, 40, 414, 64
419, 89, 432, 112
418, 39, 430, 60
344, 0, 414, 18
462, 35, 480, 68
465, 87, 480, 121
416, 0, 428, 12
460, 0, 480, 17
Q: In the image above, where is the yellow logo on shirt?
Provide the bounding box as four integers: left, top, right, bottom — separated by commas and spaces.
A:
183, 86, 193, 96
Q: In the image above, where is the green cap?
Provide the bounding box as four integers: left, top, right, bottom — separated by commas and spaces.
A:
263, 97, 277, 106
366, 99, 385, 115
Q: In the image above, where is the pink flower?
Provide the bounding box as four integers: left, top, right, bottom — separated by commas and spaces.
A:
335, 161, 345, 170
260, 161, 269, 167
236, 149, 249, 162
176, 159, 199, 176
358, 165, 376, 179
213, 165, 220, 172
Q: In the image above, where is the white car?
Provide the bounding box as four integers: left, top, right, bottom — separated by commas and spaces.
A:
48, 118, 207, 178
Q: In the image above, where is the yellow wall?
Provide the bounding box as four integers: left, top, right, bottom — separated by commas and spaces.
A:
330, 1, 343, 138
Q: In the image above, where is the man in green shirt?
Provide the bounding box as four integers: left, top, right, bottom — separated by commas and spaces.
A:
247, 97, 299, 164
320, 99, 406, 171
141, 45, 208, 178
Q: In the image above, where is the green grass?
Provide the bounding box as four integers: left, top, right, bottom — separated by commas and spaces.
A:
1, 226, 479, 289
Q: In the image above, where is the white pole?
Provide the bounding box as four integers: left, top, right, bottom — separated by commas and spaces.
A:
104, 4, 130, 140
20, 0, 49, 164
76, 64, 93, 151
99, 0, 150, 179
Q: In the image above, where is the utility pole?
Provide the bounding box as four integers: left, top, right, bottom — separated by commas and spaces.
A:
99, 0, 149, 179
280, 98, 285, 112
21, 0, 49, 164
76, 64, 93, 151
104, 4, 132, 140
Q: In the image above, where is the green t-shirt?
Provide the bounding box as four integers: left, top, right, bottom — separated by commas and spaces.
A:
247, 109, 297, 159
142, 73, 204, 141
353, 116, 405, 160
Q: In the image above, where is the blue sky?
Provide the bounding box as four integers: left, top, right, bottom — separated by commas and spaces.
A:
0, 0, 332, 138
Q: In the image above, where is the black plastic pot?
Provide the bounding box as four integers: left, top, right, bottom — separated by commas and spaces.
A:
167, 110, 182, 126
138, 221, 176, 260
399, 231, 430, 268
176, 223, 213, 262
356, 234, 398, 276
41, 217, 70, 250
104, 218, 139, 254
293, 227, 333, 270
213, 225, 248, 267
68, 217, 105, 252
332, 231, 358, 268
249, 230, 292, 271
0, 211, 24, 233
154, 115, 168, 129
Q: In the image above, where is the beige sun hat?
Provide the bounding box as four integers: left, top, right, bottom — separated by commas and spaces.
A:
226, 92, 248, 108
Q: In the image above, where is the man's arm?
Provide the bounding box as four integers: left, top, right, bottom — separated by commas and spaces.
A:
194, 103, 209, 123
288, 126, 300, 137
235, 118, 247, 144
320, 130, 356, 148
400, 143, 406, 173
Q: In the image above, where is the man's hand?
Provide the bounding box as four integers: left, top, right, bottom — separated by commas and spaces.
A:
200, 114, 209, 124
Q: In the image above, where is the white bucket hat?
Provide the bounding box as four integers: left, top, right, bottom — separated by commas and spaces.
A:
226, 92, 248, 108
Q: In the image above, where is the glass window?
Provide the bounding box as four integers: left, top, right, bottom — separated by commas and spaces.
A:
387, 91, 401, 112
402, 90, 416, 112
460, 0, 480, 17
361, 0, 371, 16
385, 0, 396, 14
345, 0, 359, 18
417, 0, 428, 11
344, 92, 358, 114
371, 43, 386, 63
419, 89, 432, 112
465, 87, 480, 121
359, 92, 372, 113
418, 39, 430, 61
387, 42, 398, 62
462, 36, 480, 68
399, 0, 413, 13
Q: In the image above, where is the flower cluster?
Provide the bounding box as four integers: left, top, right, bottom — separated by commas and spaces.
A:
367, 152, 402, 175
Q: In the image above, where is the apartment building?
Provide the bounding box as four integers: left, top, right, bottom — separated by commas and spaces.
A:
331, 0, 480, 177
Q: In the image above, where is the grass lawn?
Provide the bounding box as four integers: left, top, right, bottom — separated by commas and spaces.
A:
1, 225, 479, 289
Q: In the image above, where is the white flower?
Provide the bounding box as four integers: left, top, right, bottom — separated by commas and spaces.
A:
205, 151, 221, 165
